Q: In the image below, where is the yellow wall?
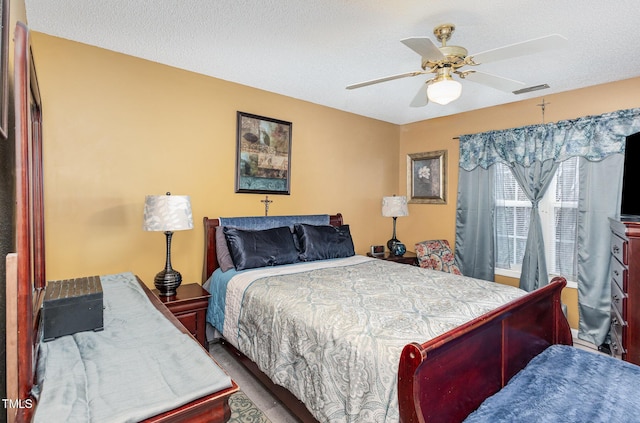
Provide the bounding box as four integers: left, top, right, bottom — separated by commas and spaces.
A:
30, 33, 400, 286
398, 78, 640, 329
29, 31, 640, 331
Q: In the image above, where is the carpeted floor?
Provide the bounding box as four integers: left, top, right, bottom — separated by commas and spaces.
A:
228, 391, 272, 423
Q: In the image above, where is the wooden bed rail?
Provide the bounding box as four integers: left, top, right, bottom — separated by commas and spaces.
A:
397, 277, 572, 423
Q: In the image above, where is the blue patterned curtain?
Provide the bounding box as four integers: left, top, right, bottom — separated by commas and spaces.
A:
456, 108, 640, 345
459, 108, 640, 170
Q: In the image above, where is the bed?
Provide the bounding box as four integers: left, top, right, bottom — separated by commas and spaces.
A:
401, 285, 640, 423
6, 22, 238, 423
202, 214, 573, 423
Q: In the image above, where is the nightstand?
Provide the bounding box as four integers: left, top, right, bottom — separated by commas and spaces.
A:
367, 251, 418, 266
153, 283, 211, 348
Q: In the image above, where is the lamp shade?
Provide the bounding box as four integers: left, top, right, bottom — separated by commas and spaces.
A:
427, 77, 462, 105
143, 193, 194, 232
382, 196, 409, 217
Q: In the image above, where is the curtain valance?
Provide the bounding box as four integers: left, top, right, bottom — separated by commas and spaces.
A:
459, 108, 640, 171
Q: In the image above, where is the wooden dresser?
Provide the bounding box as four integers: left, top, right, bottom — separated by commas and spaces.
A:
609, 217, 640, 364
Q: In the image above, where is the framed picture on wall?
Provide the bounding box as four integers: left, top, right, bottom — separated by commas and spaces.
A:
0, 0, 9, 139
407, 150, 447, 204
235, 112, 292, 195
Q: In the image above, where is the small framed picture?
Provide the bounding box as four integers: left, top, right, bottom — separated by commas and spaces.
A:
407, 150, 447, 204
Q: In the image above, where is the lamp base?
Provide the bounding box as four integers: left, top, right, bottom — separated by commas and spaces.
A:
387, 237, 400, 250
154, 269, 182, 297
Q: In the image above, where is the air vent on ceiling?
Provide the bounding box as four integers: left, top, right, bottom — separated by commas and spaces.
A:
513, 84, 550, 95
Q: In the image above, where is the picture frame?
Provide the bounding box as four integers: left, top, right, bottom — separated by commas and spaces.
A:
407, 150, 447, 204
0, 0, 9, 139
235, 111, 292, 195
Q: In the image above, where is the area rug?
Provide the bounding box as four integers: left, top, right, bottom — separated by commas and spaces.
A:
228, 391, 272, 423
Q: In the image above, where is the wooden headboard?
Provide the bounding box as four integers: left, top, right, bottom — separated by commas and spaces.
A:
202, 213, 344, 282
8, 22, 45, 423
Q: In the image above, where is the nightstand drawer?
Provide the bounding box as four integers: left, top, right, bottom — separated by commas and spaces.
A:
177, 311, 198, 335
153, 283, 211, 348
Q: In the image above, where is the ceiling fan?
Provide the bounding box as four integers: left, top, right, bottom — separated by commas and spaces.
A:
346, 23, 568, 106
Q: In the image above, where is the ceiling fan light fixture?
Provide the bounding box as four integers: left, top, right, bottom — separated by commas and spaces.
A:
427, 75, 462, 105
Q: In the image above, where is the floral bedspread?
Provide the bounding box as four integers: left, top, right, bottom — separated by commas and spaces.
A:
225, 256, 525, 423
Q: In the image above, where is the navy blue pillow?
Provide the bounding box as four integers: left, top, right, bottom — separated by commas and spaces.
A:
224, 226, 299, 271
294, 224, 355, 261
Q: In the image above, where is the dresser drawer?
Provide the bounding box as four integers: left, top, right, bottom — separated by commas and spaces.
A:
611, 302, 627, 339
611, 233, 628, 266
610, 326, 626, 360
611, 255, 629, 292
611, 275, 628, 319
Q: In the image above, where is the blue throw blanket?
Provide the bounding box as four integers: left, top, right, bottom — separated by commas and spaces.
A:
464, 344, 640, 422
33, 272, 233, 423
204, 267, 240, 332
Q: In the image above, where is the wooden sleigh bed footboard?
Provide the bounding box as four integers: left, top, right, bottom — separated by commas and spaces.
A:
397, 276, 572, 423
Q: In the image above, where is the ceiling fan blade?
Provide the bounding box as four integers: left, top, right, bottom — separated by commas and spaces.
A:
409, 82, 429, 107
462, 71, 526, 93
470, 34, 568, 64
401, 37, 445, 61
346, 71, 425, 89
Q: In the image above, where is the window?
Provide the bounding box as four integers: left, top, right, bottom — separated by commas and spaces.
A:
495, 157, 579, 282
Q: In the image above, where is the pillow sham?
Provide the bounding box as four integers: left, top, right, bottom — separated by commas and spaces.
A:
215, 226, 235, 272
216, 225, 300, 272
294, 224, 355, 262
223, 226, 299, 271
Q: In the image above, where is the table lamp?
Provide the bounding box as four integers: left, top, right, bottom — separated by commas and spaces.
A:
382, 195, 409, 252
143, 192, 193, 296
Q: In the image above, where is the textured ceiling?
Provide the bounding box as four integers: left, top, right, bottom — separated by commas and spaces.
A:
24, 0, 640, 125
